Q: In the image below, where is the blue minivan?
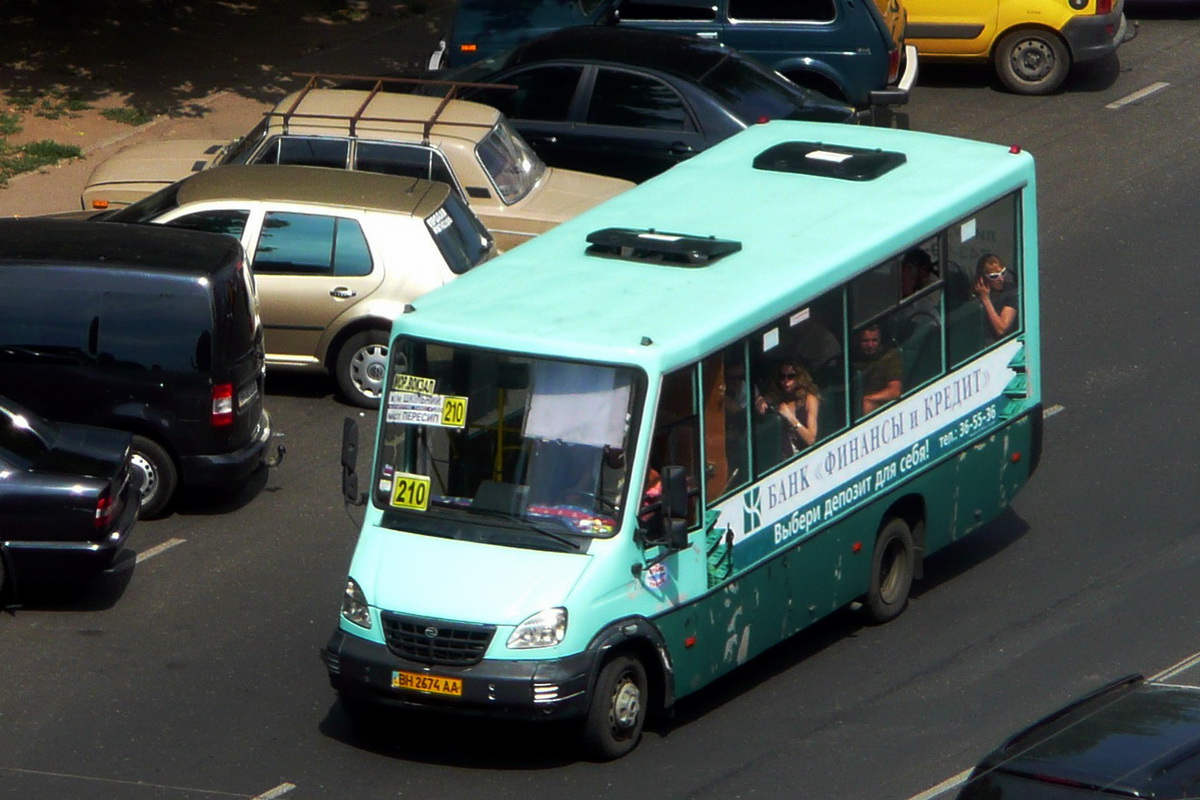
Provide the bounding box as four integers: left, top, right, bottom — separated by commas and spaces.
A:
428, 0, 918, 109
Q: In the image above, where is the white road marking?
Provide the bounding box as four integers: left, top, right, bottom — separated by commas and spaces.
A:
909, 769, 973, 800
0, 766, 244, 797
253, 783, 297, 799
1106, 82, 1170, 109
133, 537, 187, 565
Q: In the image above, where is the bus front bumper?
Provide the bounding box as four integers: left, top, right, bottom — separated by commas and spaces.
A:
322, 628, 597, 721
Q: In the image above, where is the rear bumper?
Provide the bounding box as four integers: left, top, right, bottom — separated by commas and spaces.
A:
4, 476, 138, 579
869, 45, 920, 107
1063, 0, 1134, 63
322, 627, 598, 722
179, 409, 274, 488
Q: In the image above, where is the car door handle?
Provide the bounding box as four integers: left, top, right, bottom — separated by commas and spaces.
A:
696, 31, 718, 39
330, 287, 357, 299
531, 134, 558, 145
668, 141, 695, 155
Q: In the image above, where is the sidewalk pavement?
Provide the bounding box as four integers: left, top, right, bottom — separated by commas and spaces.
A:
0, 14, 442, 217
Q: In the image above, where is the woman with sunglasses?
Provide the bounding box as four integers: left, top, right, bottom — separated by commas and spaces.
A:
755, 360, 820, 457
974, 253, 1018, 344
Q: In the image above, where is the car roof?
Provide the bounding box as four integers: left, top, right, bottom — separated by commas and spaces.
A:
172, 165, 452, 217
0, 218, 243, 276
499, 25, 736, 80
972, 677, 1200, 797
265, 84, 500, 144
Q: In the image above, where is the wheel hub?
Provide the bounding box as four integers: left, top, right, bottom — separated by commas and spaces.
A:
1012, 40, 1053, 81
129, 452, 157, 502
350, 344, 388, 399
611, 678, 641, 731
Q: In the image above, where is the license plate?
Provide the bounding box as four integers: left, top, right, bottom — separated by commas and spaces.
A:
392, 670, 463, 697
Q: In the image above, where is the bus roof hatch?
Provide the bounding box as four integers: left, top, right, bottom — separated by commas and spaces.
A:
585, 227, 742, 267
753, 141, 906, 181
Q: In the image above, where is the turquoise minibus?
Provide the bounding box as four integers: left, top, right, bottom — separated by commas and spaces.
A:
322, 120, 1042, 759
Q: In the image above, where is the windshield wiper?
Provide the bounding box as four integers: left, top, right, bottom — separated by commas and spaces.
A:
466, 507, 582, 550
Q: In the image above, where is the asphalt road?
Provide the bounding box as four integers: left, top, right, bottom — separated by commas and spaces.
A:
3, 9, 1200, 799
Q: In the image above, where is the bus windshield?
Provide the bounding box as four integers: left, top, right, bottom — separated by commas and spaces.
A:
372, 340, 641, 550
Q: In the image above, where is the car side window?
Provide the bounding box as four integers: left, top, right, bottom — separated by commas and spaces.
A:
587, 68, 689, 131
729, 0, 836, 23
166, 210, 250, 239
255, 136, 349, 169
253, 212, 373, 277
477, 66, 583, 121
354, 142, 456, 187
619, 0, 717, 21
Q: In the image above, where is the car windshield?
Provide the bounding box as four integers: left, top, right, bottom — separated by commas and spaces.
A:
426, 192, 494, 275
373, 340, 642, 551
699, 56, 827, 123
475, 119, 545, 204
103, 182, 184, 223
218, 118, 270, 165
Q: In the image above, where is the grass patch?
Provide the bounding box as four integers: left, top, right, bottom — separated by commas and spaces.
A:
0, 112, 83, 185
101, 106, 155, 126
7, 86, 92, 120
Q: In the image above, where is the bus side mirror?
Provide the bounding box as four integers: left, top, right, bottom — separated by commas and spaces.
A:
341, 417, 365, 507
658, 465, 689, 550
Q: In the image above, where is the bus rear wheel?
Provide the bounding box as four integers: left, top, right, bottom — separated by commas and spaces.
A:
864, 517, 914, 624
581, 654, 648, 761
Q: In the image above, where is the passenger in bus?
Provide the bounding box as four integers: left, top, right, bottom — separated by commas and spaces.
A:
974, 254, 1018, 344
853, 323, 903, 416
791, 315, 841, 384
898, 248, 940, 327
755, 360, 819, 456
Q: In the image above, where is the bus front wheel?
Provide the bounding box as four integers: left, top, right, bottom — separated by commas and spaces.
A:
581, 654, 648, 760
864, 517, 914, 624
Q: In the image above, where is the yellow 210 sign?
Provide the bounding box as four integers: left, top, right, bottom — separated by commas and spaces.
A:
390, 473, 431, 510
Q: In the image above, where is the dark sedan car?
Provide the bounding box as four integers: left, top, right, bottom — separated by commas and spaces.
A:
957, 674, 1200, 799
0, 396, 138, 592
431, 26, 860, 183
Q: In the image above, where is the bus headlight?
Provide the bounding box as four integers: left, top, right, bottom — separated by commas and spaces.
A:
507, 607, 567, 649
340, 578, 372, 630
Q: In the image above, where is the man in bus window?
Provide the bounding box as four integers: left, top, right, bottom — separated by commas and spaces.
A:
853, 323, 902, 416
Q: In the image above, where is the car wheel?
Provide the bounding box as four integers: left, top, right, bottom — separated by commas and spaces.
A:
581, 654, 648, 761
995, 29, 1070, 95
335, 330, 389, 409
863, 516, 915, 624
129, 435, 177, 519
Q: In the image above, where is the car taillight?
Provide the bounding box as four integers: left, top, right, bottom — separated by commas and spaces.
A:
94, 490, 114, 530
212, 382, 234, 427
1096, 0, 1113, 14
888, 47, 901, 84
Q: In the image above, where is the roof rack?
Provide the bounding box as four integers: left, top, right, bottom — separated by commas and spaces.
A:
267, 73, 516, 144
585, 227, 742, 267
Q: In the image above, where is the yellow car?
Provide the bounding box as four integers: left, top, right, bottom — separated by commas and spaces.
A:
905, 0, 1134, 94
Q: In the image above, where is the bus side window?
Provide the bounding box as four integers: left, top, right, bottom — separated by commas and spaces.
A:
648, 367, 700, 527
945, 194, 1021, 364
702, 344, 749, 500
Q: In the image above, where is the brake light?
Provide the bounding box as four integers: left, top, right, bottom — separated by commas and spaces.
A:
888, 47, 901, 84
1096, 0, 1113, 13
460, 43, 477, 53
757, 115, 771, 124
212, 382, 234, 427
94, 491, 114, 530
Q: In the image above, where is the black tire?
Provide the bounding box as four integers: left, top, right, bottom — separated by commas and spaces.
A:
863, 517, 914, 624
335, 330, 389, 408
581, 654, 648, 761
129, 435, 177, 519
995, 28, 1070, 95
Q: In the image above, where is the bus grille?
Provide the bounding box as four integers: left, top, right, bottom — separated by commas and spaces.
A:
380, 612, 495, 666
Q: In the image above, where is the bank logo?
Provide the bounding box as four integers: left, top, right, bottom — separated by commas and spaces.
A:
743, 487, 761, 534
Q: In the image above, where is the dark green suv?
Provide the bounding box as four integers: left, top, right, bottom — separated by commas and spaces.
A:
428, 0, 918, 109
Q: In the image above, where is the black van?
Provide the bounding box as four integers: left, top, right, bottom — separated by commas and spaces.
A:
0, 219, 275, 517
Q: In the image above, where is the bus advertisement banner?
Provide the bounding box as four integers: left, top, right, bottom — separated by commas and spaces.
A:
720, 340, 1024, 566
